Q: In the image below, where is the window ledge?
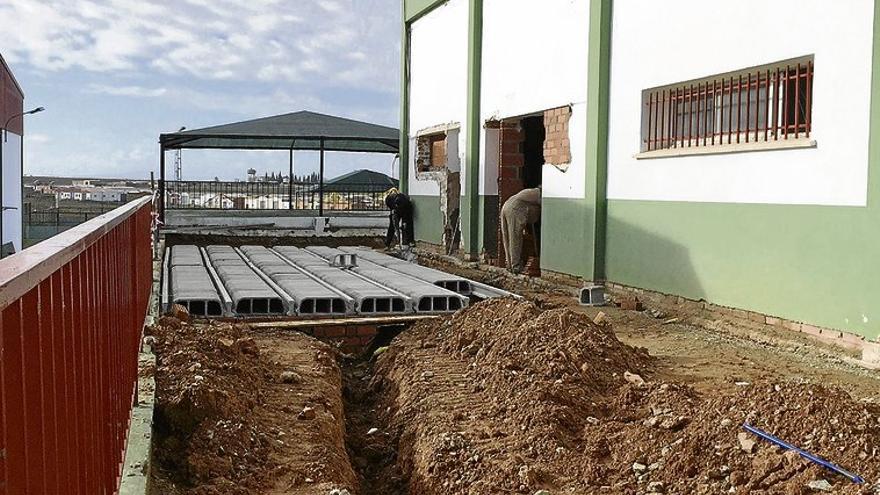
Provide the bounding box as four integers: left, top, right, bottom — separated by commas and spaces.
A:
634, 137, 816, 160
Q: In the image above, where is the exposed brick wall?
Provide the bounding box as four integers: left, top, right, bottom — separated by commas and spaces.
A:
496, 120, 526, 268
543, 106, 572, 166
416, 133, 447, 173
297, 323, 378, 355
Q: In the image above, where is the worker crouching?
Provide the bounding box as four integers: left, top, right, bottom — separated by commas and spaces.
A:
384, 188, 414, 249
500, 186, 541, 274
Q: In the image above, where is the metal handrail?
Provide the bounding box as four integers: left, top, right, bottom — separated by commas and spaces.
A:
0, 196, 151, 311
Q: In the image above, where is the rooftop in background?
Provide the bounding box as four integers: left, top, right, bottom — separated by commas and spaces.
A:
320, 169, 398, 192
159, 110, 400, 153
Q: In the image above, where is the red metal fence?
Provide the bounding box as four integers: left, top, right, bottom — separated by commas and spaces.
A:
642, 59, 814, 152
0, 196, 152, 494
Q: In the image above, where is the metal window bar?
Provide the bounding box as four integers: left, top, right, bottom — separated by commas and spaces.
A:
643, 60, 813, 152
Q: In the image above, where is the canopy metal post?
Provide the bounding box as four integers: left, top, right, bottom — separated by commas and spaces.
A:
288, 143, 294, 210
159, 144, 166, 223
319, 137, 325, 216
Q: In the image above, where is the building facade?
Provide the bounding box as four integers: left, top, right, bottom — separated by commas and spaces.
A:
400, 0, 880, 341
0, 54, 24, 255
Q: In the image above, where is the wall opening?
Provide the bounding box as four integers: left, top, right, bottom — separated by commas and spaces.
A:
486, 106, 571, 273
414, 126, 461, 254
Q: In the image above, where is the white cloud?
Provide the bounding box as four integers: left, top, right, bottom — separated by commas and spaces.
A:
0, 0, 399, 90
87, 84, 168, 97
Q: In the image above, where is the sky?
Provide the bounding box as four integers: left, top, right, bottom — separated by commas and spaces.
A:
0, 0, 401, 181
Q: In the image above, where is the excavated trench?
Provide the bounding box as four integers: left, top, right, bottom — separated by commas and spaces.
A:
149, 299, 880, 495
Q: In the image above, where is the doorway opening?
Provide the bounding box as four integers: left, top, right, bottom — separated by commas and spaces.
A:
493, 114, 545, 274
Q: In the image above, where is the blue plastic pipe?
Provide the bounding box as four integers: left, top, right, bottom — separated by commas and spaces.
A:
742, 423, 865, 484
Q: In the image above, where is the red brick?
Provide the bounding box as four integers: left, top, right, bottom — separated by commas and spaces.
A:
356, 325, 377, 337
500, 166, 521, 179
500, 153, 524, 167
501, 139, 521, 154
322, 326, 346, 338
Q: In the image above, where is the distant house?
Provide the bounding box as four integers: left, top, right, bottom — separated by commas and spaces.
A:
314, 169, 398, 210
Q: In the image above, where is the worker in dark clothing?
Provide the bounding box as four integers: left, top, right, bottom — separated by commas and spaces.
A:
384, 188, 414, 248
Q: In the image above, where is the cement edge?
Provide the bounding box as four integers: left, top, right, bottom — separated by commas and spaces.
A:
118, 238, 163, 495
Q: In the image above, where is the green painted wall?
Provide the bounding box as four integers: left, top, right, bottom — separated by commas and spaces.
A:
461, 0, 483, 257
404, 0, 448, 22
584, 0, 612, 280
540, 198, 592, 277
605, 200, 880, 340
410, 194, 444, 245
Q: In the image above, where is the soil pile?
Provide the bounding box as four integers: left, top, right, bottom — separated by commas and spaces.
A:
369, 299, 880, 494
369, 299, 654, 493
149, 317, 358, 495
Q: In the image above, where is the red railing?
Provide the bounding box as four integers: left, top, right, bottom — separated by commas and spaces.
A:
642, 58, 814, 151
0, 196, 152, 494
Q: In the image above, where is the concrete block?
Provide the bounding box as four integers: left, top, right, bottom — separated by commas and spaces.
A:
748, 312, 765, 324
765, 316, 781, 326
863, 342, 880, 366
782, 320, 803, 332
800, 324, 824, 338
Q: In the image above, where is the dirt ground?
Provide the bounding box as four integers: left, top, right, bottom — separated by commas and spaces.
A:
149, 255, 880, 494
149, 319, 357, 494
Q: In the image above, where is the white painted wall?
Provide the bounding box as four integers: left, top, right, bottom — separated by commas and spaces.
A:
480, 0, 590, 199
407, 0, 469, 196
607, 0, 875, 206
2, 132, 22, 252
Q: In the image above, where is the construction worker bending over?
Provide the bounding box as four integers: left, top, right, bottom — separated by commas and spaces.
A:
500, 186, 541, 274
384, 188, 414, 249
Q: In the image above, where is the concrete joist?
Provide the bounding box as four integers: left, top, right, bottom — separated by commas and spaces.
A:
204, 245, 287, 316
238, 245, 352, 316
273, 246, 411, 315
166, 245, 225, 317
304, 246, 468, 313
339, 246, 473, 295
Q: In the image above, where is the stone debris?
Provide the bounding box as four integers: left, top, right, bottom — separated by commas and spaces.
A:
806, 479, 833, 491
280, 370, 301, 383
737, 432, 757, 453
298, 406, 317, 420
624, 371, 646, 387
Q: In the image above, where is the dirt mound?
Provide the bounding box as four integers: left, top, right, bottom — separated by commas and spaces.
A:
149, 318, 358, 494
368, 299, 880, 494
369, 299, 654, 493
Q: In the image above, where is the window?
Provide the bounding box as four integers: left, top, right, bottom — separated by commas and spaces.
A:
640, 56, 814, 153
416, 133, 447, 172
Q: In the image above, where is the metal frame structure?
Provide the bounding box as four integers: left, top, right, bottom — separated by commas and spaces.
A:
157, 111, 399, 221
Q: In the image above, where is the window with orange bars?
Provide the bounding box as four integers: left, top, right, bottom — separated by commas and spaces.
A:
640, 56, 814, 152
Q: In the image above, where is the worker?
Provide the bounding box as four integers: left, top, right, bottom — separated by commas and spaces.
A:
384, 188, 414, 249
500, 186, 541, 274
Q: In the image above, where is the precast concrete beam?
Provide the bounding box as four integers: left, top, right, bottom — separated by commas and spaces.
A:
305, 246, 467, 313
338, 246, 473, 295
165, 245, 225, 317
204, 245, 286, 316
170, 244, 204, 267
237, 245, 351, 316
273, 246, 411, 315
